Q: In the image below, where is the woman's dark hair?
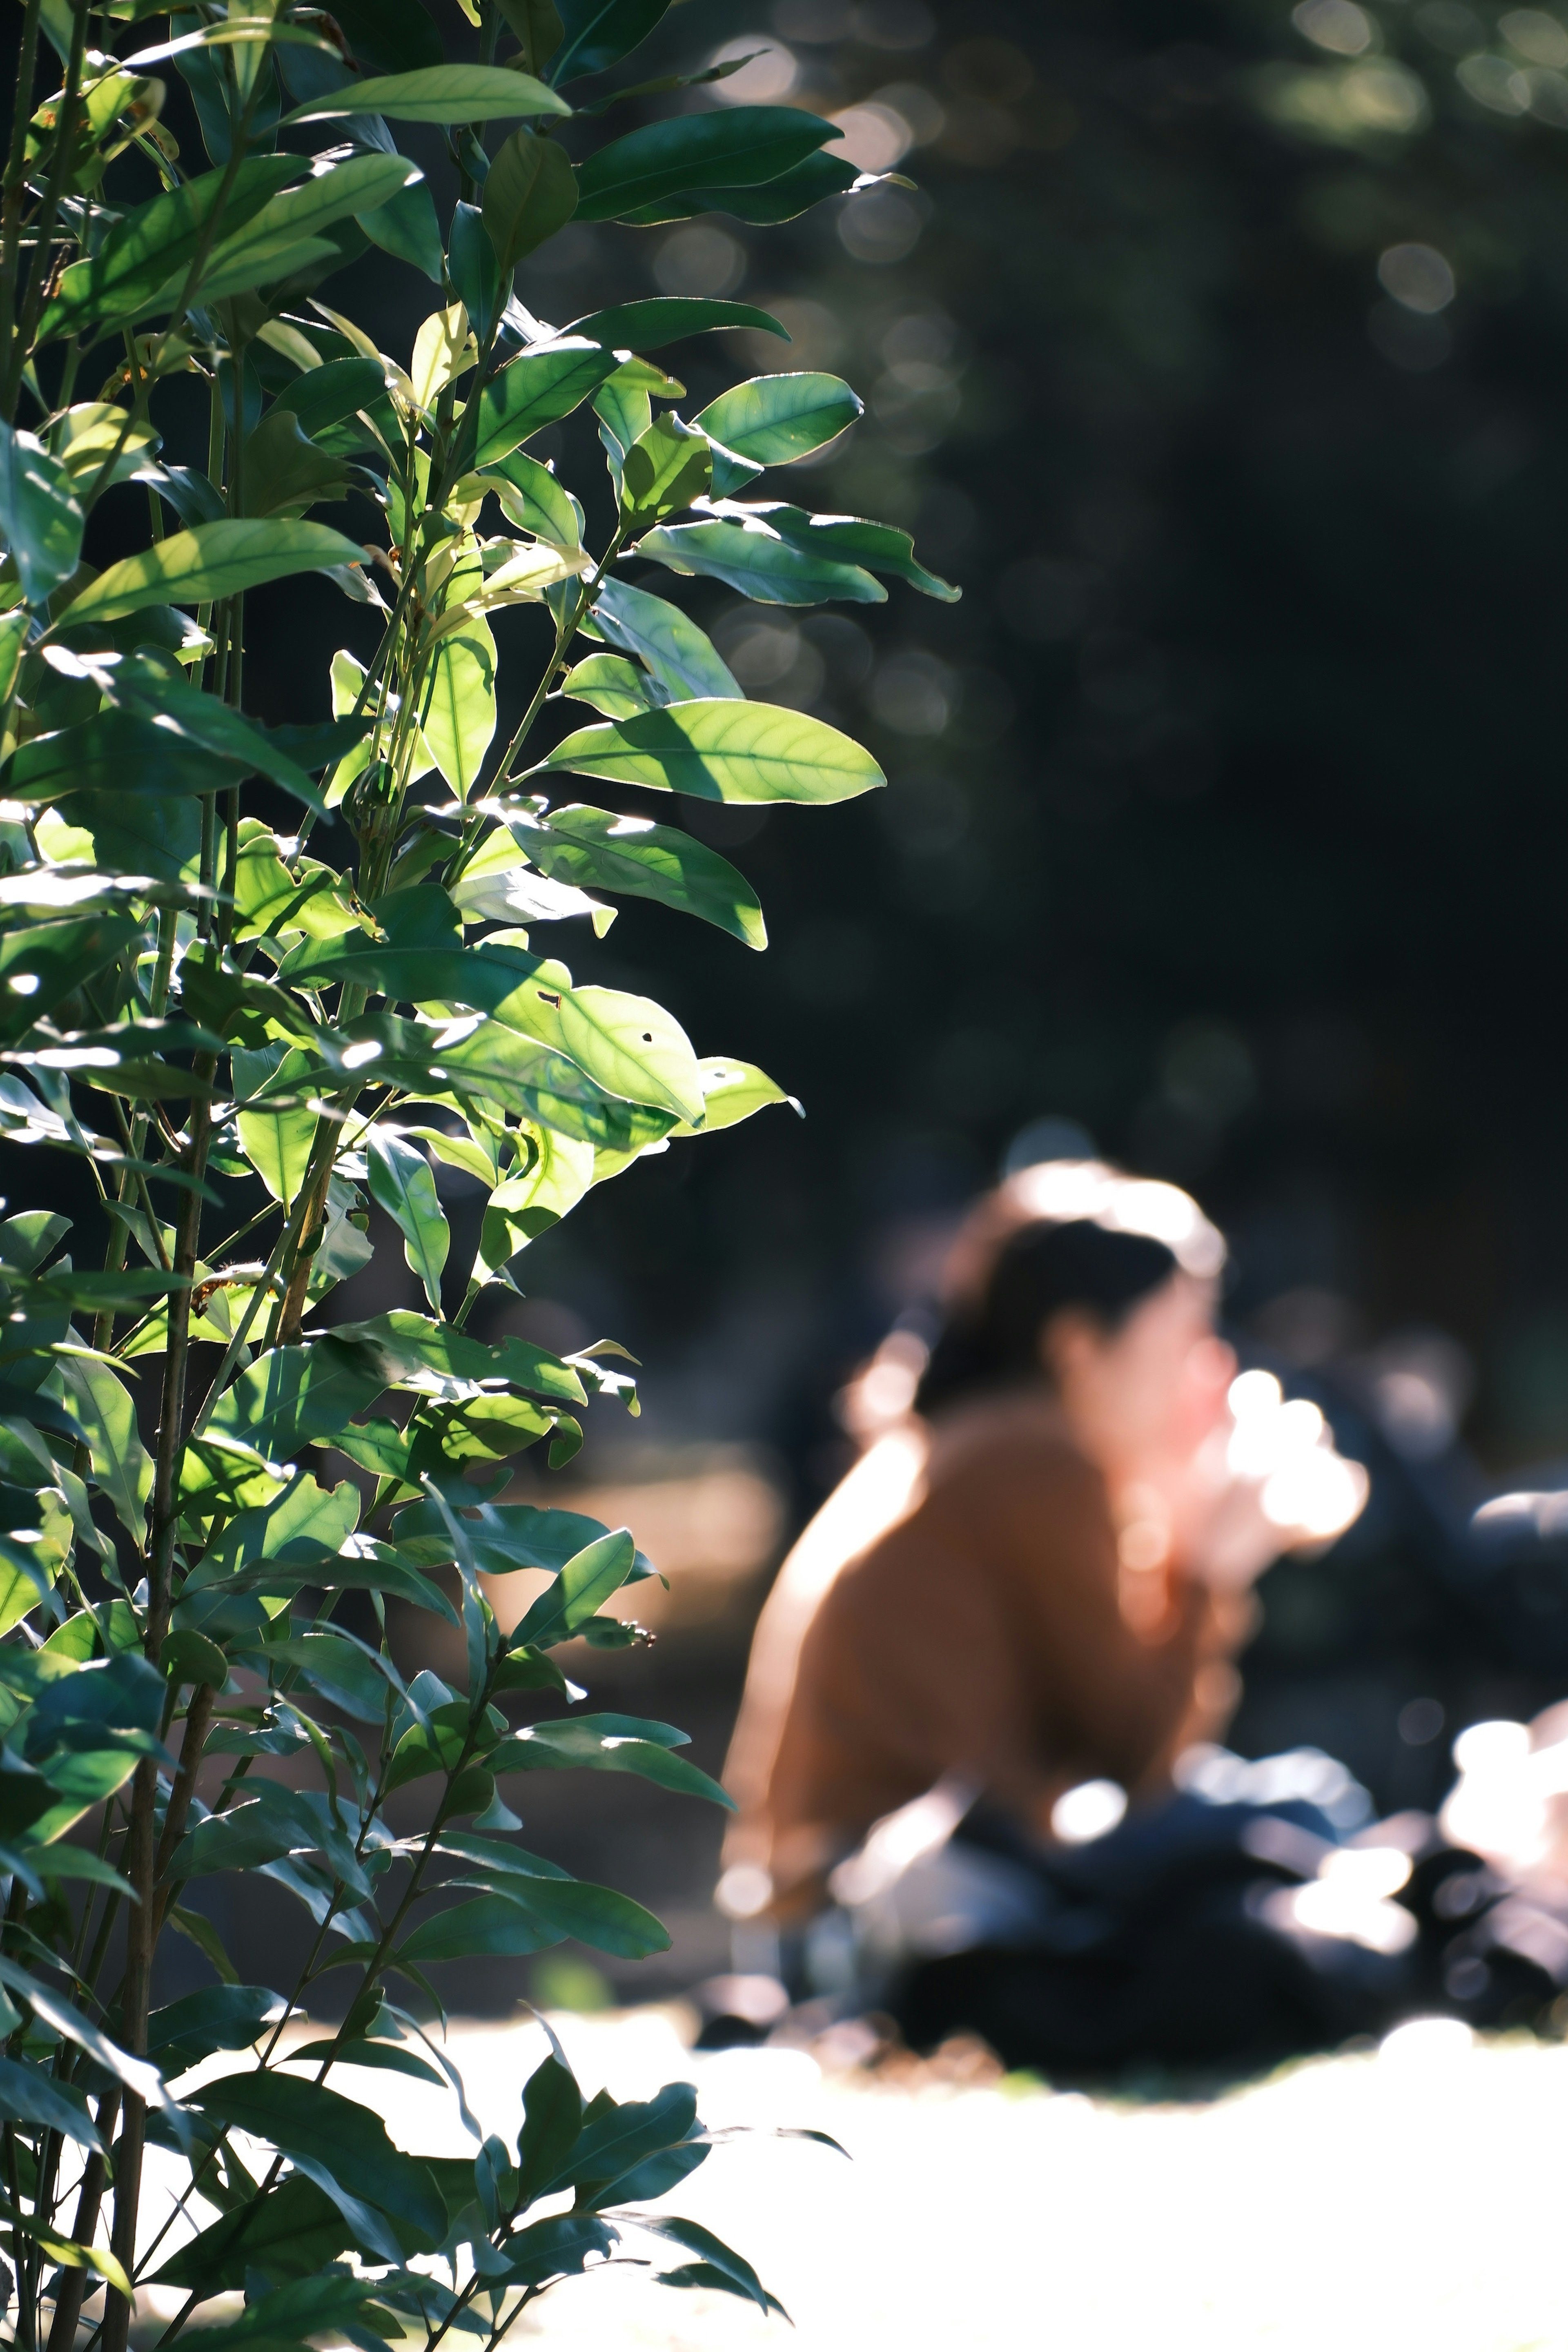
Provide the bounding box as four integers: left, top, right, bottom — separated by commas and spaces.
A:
914, 1210, 1179, 1419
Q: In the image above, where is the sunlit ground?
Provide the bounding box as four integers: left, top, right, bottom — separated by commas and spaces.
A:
147, 2010, 1568, 2352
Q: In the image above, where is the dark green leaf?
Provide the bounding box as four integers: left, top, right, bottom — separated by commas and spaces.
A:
190, 2073, 445, 2244
575, 109, 840, 223
554, 2080, 695, 2194
281, 64, 570, 126
620, 147, 862, 226
562, 297, 786, 350
483, 127, 578, 273
0, 425, 84, 604
516, 2051, 583, 2203
753, 501, 961, 601
0, 2054, 103, 2149
634, 2216, 786, 2318
510, 1527, 637, 1646
152, 2175, 350, 2294
0, 911, 140, 1042
321, 0, 442, 73
549, 0, 669, 85
492, 2213, 615, 2287
147, 1984, 287, 2073
449, 200, 502, 343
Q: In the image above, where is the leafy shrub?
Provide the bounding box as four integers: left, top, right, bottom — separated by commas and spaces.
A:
0, 0, 958, 2345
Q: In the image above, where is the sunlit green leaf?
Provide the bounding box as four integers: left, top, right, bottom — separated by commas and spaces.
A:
57, 520, 368, 626
36, 156, 304, 341
563, 297, 787, 349
365, 1131, 449, 1314
528, 698, 885, 804
693, 372, 862, 467
592, 576, 740, 700
471, 340, 624, 469
502, 800, 765, 947
633, 513, 884, 604
421, 615, 497, 798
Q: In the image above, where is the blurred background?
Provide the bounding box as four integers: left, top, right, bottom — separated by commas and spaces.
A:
36, 0, 1568, 2011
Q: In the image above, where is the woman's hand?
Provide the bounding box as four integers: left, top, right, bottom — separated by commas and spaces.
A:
1173, 1372, 1370, 1589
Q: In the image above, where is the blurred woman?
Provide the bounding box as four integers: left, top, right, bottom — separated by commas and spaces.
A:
718, 1161, 1393, 2076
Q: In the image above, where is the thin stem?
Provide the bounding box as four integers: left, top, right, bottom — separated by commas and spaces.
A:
0, 0, 43, 414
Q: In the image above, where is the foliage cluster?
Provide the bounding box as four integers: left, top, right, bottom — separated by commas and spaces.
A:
0, 2, 957, 2347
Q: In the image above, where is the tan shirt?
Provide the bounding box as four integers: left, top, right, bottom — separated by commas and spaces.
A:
723, 1393, 1243, 1915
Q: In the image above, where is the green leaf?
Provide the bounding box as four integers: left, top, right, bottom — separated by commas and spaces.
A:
160, 2270, 390, 2349
512, 1527, 637, 1646
271, 356, 389, 445
694, 371, 862, 467
236, 1058, 317, 1207
622, 148, 862, 227
407, 1869, 668, 1963
559, 653, 667, 717
366, 1131, 450, 1314
0, 425, 84, 604
563, 297, 787, 350
492, 1713, 734, 1806
592, 576, 740, 700
592, 366, 650, 484
619, 414, 710, 526
422, 615, 497, 797
334, 1310, 586, 1405
504, 800, 765, 948
515, 2050, 583, 2202
187, 2079, 446, 2254
57, 520, 367, 626
689, 1056, 793, 1131
192, 1336, 386, 1482
395, 1492, 655, 1581
633, 514, 883, 605
200, 1471, 360, 1577
241, 410, 353, 520
490, 963, 705, 1122
635, 2216, 786, 2319
0, 912, 142, 1044
0, 2054, 103, 2150
35, 792, 198, 884
471, 340, 624, 469
396, 1893, 563, 1964
754, 501, 962, 601
281, 63, 570, 125
60, 1358, 152, 1544
575, 109, 840, 223
201, 152, 421, 297
7, 711, 236, 804
474, 1124, 595, 1277
490, 2213, 616, 2287
483, 127, 579, 273
36, 156, 304, 341
147, 1984, 287, 2072
153, 2175, 350, 2296
359, 172, 445, 283
528, 698, 885, 804
553, 2079, 695, 2193
549, 0, 669, 84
